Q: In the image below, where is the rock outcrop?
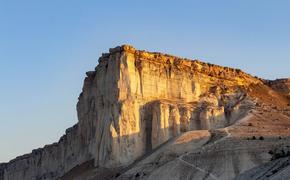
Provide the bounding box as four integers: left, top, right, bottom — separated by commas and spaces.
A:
1, 45, 289, 180
265, 78, 290, 97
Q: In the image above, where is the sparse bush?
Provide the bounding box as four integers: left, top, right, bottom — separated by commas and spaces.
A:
115, 173, 121, 178
272, 150, 290, 160
252, 136, 256, 140
259, 136, 264, 140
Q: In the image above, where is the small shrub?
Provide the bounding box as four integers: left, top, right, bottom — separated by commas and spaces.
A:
272, 169, 278, 174
135, 173, 140, 177
268, 150, 274, 155
259, 136, 264, 140
252, 136, 256, 140
281, 149, 285, 155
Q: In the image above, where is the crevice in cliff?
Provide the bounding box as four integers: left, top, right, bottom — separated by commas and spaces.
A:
145, 109, 153, 152
166, 59, 172, 79
135, 59, 143, 97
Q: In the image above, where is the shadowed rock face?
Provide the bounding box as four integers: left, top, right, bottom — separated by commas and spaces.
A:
1, 45, 289, 180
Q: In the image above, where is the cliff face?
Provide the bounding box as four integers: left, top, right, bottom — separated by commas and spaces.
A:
0, 124, 91, 180
78, 45, 261, 168
0, 45, 274, 180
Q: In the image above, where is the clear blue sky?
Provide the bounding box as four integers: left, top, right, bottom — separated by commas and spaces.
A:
0, 0, 290, 162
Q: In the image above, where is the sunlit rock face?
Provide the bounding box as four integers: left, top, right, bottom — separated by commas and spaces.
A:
0, 45, 263, 180
77, 45, 261, 168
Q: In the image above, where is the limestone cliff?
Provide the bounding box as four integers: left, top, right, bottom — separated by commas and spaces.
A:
1, 45, 288, 180
77, 45, 261, 168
